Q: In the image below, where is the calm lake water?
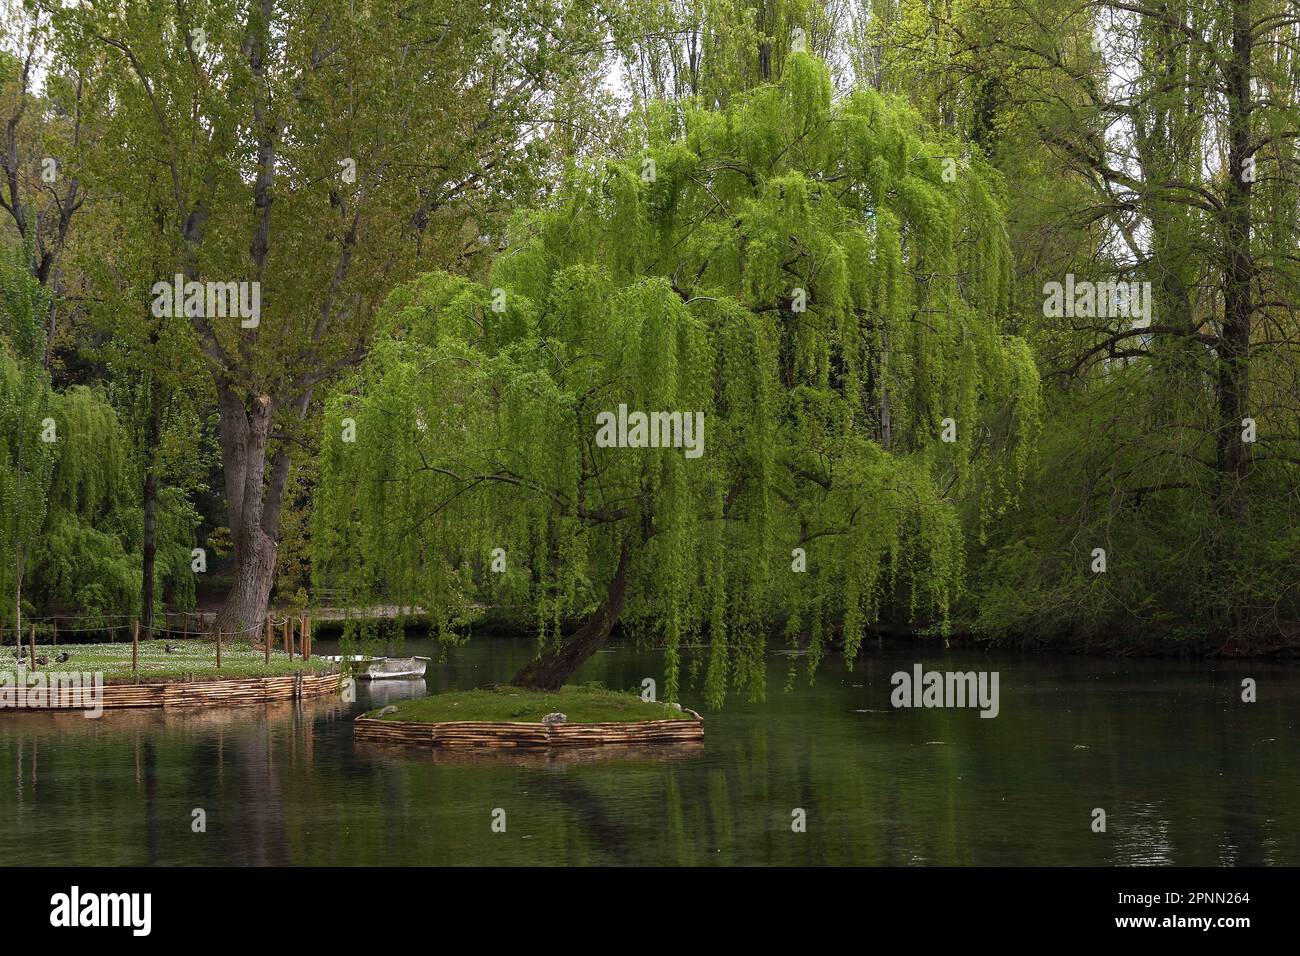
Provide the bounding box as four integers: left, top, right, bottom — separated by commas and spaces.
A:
0, 634, 1296, 866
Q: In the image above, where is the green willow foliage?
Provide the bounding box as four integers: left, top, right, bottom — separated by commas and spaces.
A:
0, 253, 197, 625
316, 54, 1040, 705
0, 245, 54, 626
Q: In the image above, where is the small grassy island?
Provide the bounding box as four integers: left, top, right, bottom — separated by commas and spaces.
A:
364, 685, 687, 723
355, 685, 703, 750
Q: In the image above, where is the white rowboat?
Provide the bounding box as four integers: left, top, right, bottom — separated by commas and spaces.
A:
320, 655, 430, 680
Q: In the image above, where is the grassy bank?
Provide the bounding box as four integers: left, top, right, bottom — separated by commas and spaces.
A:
365, 684, 691, 723
0, 640, 336, 684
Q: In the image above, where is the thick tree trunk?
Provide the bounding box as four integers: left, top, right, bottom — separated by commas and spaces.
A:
215, 529, 278, 639
210, 384, 282, 640
512, 544, 631, 690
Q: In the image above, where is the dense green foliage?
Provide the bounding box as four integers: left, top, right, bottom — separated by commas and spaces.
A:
869, 0, 1300, 650
0, 249, 197, 624
3, 0, 1297, 680
316, 54, 1039, 704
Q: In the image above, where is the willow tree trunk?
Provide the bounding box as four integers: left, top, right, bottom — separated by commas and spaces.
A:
512, 545, 631, 690
210, 386, 283, 639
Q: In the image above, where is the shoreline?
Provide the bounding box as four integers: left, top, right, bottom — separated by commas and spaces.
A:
0, 670, 341, 712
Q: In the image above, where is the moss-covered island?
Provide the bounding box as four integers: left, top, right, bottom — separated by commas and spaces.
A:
354, 685, 703, 750
362, 685, 691, 724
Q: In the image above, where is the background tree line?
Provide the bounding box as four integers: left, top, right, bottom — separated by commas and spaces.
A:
2, 0, 1297, 695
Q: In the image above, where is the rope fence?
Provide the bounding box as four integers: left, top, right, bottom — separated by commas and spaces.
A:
3, 614, 299, 637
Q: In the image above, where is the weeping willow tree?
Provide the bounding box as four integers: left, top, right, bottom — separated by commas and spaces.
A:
0, 247, 198, 628
0, 241, 54, 634
315, 53, 1039, 705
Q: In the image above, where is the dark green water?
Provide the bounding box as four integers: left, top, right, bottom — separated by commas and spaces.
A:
0, 634, 1296, 865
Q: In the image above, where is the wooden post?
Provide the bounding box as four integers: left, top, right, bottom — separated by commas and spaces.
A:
29, 623, 36, 668
132, 620, 139, 674
264, 618, 271, 665
282, 617, 289, 654
303, 615, 311, 661
288, 617, 295, 662
216, 629, 222, 669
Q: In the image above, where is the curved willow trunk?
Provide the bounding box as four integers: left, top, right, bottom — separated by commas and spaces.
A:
512, 545, 631, 690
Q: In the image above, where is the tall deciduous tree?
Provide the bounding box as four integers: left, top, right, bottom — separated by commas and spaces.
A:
54, 0, 613, 635
888, 0, 1300, 648
1, 3, 106, 631
0, 5, 97, 311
